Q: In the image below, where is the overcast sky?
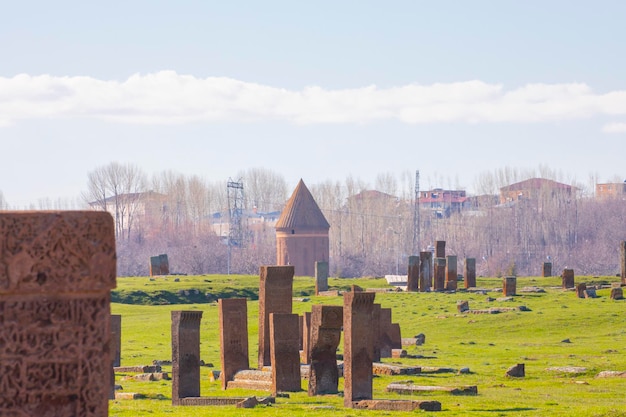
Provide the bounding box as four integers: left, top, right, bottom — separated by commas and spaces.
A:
2, 1, 625, 207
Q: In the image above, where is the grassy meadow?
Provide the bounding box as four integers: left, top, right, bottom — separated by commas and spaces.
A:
109, 274, 626, 416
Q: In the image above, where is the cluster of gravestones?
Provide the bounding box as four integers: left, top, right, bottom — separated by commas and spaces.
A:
167, 265, 441, 411
406, 240, 477, 292
2, 211, 624, 416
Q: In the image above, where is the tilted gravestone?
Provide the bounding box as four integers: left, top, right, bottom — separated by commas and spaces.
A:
219, 298, 249, 390
315, 261, 329, 294
258, 265, 294, 368
308, 305, 343, 395
407, 255, 419, 292
0, 211, 116, 417
343, 291, 376, 407
171, 310, 203, 405
464, 258, 476, 288
269, 313, 301, 393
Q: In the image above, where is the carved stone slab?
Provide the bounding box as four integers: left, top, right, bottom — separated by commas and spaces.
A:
343, 291, 376, 407
0, 211, 116, 417
308, 305, 343, 395
433, 257, 446, 291
419, 251, 432, 292
315, 261, 329, 294
219, 298, 249, 390
407, 256, 419, 292
269, 313, 301, 393
258, 266, 294, 368
464, 258, 476, 288
171, 311, 203, 405
445, 255, 458, 290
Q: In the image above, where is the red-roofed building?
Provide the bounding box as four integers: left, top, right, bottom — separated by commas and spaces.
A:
499, 178, 576, 204
418, 189, 468, 218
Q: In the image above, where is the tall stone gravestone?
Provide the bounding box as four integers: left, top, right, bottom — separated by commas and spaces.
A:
111, 314, 122, 367
433, 258, 446, 291
419, 251, 432, 292
258, 266, 294, 368
0, 211, 116, 417
343, 291, 376, 408
445, 255, 458, 290
171, 310, 202, 405
315, 261, 329, 295
562, 269, 575, 289
301, 312, 312, 364
219, 298, 249, 390
308, 305, 343, 395
464, 258, 476, 288
372, 303, 382, 362
621, 241, 626, 285
407, 255, 419, 292
542, 262, 552, 277
435, 240, 446, 258
149, 253, 170, 276
269, 313, 301, 393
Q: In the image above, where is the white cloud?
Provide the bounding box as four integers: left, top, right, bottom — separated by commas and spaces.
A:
602, 122, 626, 133
1, 71, 626, 128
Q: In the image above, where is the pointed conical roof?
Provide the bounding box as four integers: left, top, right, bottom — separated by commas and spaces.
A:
276, 179, 330, 230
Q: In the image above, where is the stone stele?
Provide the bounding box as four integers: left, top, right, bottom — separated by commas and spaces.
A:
0, 211, 116, 417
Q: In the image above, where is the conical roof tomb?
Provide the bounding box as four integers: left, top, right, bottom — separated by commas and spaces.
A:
276, 179, 330, 231
276, 179, 330, 277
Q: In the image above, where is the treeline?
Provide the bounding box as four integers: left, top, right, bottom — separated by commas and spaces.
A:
4, 163, 624, 278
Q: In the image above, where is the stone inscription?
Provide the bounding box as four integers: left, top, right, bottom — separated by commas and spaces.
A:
0, 211, 116, 417
308, 305, 343, 395
219, 298, 249, 390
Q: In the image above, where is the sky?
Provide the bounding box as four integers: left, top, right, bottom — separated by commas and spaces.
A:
2, 0, 626, 207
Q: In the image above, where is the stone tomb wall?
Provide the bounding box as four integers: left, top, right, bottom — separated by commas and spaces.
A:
0, 211, 116, 417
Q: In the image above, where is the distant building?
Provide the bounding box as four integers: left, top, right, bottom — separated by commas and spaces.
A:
596, 181, 626, 200
275, 179, 330, 277
418, 189, 468, 218
499, 178, 575, 205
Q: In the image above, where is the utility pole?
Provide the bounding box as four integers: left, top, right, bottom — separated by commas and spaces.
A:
413, 170, 420, 254
227, 178, 245, 274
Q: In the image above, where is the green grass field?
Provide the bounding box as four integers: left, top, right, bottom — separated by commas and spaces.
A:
110, 275, 626, 416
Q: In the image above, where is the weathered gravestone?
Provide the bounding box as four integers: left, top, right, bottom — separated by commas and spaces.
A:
372, 303, 382, 362
464, 258, 476, 288
111, 314, 122, 367
446, 255, 458, 290
562, 268, 575, 289
407, 255, 419, 292
315, 261, 329, 295
258, 265, 294, 368
419, 251, 432, 291
0, 211, 116, 417
300, 312, 312, 364
576, 283, 587, 299
308, 305, 343, 396
435, 240, 446, 258
610, 287, 624, 300
621, 241, 626, 285
171, 311, 202, 405
219, 298, 249, 390
542, 262, 552, 277
343, 291, 376, 407
433, 258, 446, 291
503, 276, 517, 297
149, 253, 170, 276
269, 313, 301, 393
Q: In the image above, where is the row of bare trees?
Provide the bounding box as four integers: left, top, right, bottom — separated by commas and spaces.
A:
6, 163, 622, 277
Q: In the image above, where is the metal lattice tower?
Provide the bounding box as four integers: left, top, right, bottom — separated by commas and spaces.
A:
413, 170, 420, 254
227, 178, 245, 247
